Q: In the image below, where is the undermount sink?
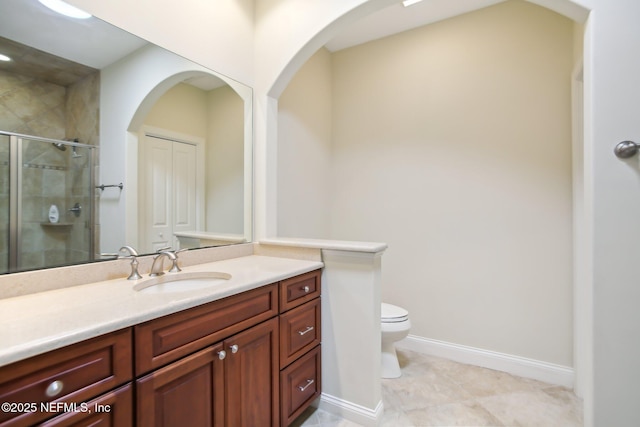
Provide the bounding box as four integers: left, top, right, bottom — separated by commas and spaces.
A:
133, 271, 232, 293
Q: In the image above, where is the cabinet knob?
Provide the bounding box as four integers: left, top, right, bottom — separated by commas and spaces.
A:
230, 344, 239, 354
217, 350, 227, 360
302, 286, 310, 293
45, 380, 64, 397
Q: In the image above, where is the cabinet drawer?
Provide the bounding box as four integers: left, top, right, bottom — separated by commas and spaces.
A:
279, 270, 321, 312
280, 346, 321, 427
0, 328, 132, 427
40, 383, 133, 427
135, 283, 278, 374
279, 299, 321, 368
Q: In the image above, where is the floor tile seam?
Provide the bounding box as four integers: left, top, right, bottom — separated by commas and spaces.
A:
472, 388, 583, 421
457, 386, 542, 402
432, 371, 515, 401
469, 397, 515, 427
437, 372, 550, 401
380, 407, 413, 426
385, 378, 479, 410
398, 396, 483, 412
402, 398, 508, 427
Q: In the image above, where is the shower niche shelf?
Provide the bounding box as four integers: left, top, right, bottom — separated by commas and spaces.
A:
40, 222, 74, 230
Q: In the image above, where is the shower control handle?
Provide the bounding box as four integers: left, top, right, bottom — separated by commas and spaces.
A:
68, 203, 82, 217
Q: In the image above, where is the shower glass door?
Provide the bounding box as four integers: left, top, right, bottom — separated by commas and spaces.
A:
0, 132, 96, 273
18, 136, 95, 272
0, 134, 9, 274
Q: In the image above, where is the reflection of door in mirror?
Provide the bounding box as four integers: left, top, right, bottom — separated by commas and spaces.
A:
138, 132, 202, 253
134, 79, 245, 253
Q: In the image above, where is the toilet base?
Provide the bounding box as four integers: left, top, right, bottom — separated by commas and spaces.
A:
381, 341, 402, 378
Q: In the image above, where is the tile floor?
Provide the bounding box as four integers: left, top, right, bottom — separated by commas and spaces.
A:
292, 349, 583, 427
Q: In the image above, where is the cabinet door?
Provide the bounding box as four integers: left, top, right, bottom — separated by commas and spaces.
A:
225, 317, 279, 427
136, 343, 225, 427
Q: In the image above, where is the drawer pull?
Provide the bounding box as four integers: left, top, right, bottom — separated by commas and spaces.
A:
298, 379, 315, 392
45, 380, 64, 397
218, 350, 227, 360
230, 344, 239, 354
302, 286, 310, 293
297, 326, 314, 336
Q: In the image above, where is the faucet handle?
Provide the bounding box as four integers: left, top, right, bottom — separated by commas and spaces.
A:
116, 246, 142, 280
168, 249, 186, 273
118, 245, 139, 258
124, 257, 142, 280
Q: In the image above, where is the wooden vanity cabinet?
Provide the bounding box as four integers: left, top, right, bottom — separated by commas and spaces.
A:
134, 284, 279, 375
136, 319, 279, 427
40, 384, 133, 427
134, 284, 281, 427
0, 269, 321, 427
136, 343, 226, 427
0, 328, 132, 427
278, 270, 322, 427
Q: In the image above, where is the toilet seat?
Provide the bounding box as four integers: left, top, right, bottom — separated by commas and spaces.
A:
381, 302, 409, 323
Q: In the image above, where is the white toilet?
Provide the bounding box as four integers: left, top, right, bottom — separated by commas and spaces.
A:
381, 302, 411, 378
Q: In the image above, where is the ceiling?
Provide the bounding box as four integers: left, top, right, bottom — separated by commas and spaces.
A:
0, 0, 507, 85
325, 0, 505, 52
0, 0, 146, 69
0, 0, 226, 90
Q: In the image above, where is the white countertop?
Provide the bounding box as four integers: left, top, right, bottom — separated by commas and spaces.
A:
260, 237, 388, 253
0, 255, 323, 367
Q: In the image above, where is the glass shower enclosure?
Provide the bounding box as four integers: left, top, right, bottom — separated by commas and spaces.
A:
0, 131, 96, 274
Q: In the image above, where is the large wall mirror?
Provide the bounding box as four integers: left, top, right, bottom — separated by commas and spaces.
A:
0, 0, 252, 274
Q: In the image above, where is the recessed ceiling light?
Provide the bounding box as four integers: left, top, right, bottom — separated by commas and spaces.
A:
0, 54, 11, 62
38, 0, 92, 19
402, 0, 425, 7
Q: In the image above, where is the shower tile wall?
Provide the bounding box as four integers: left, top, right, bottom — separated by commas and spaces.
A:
0, 66, 99, 272
0, 70, 66, 139
66, 73, 100, 265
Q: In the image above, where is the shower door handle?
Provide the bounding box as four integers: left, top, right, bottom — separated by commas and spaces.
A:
68, 203, 82, 217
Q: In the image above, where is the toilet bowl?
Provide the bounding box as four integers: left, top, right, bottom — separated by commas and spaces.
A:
381, 302, 411, 379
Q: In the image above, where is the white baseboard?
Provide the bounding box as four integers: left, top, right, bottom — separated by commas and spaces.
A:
316, 393, 383, 427
397, 335, 575, 388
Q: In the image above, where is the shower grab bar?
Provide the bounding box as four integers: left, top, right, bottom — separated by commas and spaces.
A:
96, 183, 123, 191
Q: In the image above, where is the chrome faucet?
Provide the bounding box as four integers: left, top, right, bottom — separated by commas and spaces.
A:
118, 245, 142, 280
149, 249, 182, 277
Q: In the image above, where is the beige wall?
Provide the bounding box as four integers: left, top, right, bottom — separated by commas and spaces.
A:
143, 83, 208, 138
142, 83, 245, 236
206, 85, 245, 234
279, 1, 575, 366
278, 48, 333, 237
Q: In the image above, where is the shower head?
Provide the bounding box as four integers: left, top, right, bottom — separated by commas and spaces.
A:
52, 142, 67, 151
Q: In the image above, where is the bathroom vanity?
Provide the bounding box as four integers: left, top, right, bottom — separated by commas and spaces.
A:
0, 256, 322, 427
